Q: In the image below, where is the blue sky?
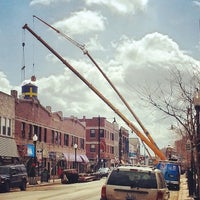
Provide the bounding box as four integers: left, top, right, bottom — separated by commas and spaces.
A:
0, 0, 200, 150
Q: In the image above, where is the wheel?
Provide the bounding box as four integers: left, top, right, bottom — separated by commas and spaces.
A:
20, 180, 27, 191
4, 182, 10, 192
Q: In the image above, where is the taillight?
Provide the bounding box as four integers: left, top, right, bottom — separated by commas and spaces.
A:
101, 185, 107, 200
156, 190, 164, 200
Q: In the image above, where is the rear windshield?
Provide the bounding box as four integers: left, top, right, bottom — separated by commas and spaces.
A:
107, 169, 157, 189
0, 166, 10, 174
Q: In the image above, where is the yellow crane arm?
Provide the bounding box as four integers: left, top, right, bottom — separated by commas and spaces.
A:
22, 23, 167, 161
33, 15, 160, 152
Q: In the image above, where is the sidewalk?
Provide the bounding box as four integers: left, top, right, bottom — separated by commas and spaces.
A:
178, 174, 194, 200
28, 177, 61, 187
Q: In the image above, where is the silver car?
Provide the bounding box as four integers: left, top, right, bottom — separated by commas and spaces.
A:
100, 165, 170, 200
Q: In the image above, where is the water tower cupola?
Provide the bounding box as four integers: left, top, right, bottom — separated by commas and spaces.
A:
22, 82, 38, 99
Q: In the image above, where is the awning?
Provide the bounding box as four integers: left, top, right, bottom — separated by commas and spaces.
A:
63, 152, 82, 162
80, 154, 89, 163
0, 136, 19, 157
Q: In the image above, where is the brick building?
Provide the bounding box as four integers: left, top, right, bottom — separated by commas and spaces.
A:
79, 116, 129, 170
0, 90, 19, 165
12, 81, 88, 175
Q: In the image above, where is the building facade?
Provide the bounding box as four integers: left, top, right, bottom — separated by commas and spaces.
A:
0, 90, 19, 165
79, 116, 129, 170
12, 82, 88, 176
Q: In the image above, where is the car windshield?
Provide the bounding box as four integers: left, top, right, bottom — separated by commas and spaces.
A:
0, 166, 10, 174
107, 169, 157, 189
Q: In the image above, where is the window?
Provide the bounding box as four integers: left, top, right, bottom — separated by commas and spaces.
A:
71, 135, 74, 147
38, 127, 41, 142
90, 144, 96, 152
59, 132, 61, 145
80, 138, 84, 149
111, 133, 114, 141
55, 131, 58, 144
100, 129, 104, 138
2, 117, 6, 135
64, 134, 69, 146
28, 124, 32, 140
33, 125, 38, 135
90, 129, 95, 137
52, 130, 55, 144
0, 117, 12, 137
21, 122, 25, 138
44, 128, 47, 143
111, 146, 114, 154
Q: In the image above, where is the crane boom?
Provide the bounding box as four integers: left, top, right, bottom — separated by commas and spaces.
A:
22, 23, 167, 160
33, 15, 160, 151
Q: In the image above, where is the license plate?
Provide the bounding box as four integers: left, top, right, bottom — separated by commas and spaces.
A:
126, 194, 136, 200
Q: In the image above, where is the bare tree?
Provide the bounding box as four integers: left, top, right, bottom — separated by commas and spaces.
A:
139, 67, 200, 197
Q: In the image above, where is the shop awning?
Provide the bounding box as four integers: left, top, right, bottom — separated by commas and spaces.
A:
80, 154, 89, 163
63, 152, 82, 162
0, 136, 19, 157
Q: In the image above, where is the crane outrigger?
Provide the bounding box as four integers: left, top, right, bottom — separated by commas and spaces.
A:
22, 22, 167, 161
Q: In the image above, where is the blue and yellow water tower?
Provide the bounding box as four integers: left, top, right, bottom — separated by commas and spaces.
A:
22, 82, 38, 99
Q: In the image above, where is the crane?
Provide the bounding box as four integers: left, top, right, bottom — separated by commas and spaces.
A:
32, 16, 162, 157
22, 23, 167, 161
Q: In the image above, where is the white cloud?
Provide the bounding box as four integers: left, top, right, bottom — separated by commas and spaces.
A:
84, 0, 149, 14
86, 35, 105, 51
53, 9, 107, 35
0, 72, 12, 94
30, 0, 69, 6
193, 0, 200, 7
112, 33, 199, 71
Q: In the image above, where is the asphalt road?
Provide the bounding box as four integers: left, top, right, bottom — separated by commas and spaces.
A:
0, 178, 105, 200
0, 177, 181, 200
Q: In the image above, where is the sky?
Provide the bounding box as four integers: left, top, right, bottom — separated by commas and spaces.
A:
0, 0, 200, 152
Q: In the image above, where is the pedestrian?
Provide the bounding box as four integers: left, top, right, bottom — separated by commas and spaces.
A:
187, 168, 193, 196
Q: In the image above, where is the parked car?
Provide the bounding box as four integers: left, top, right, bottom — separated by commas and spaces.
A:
156, 161, 181, 190
0, 164, 28, 192
100, 165, 170, 200
61, 169, 79, 184
98, 167, 110, 178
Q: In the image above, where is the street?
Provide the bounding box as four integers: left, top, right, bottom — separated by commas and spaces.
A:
0, 178, 105, 200
0, 178, 180, 200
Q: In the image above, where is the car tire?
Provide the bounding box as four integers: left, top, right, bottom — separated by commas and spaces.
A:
4, 182, 10, 192
20, 180, 27, 191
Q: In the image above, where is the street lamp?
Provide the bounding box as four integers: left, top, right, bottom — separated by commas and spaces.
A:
32, 134, 38, 184
74, 143, 78, 170
98, 116, 101, 169
194, 89, 200, 200
33, 134, 38, 166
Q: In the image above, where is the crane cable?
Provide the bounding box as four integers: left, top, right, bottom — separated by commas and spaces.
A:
32, 15, 160, 151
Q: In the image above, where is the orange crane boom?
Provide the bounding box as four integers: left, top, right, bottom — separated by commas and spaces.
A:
33, 15, 160, 154
22, 23, 167, 160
